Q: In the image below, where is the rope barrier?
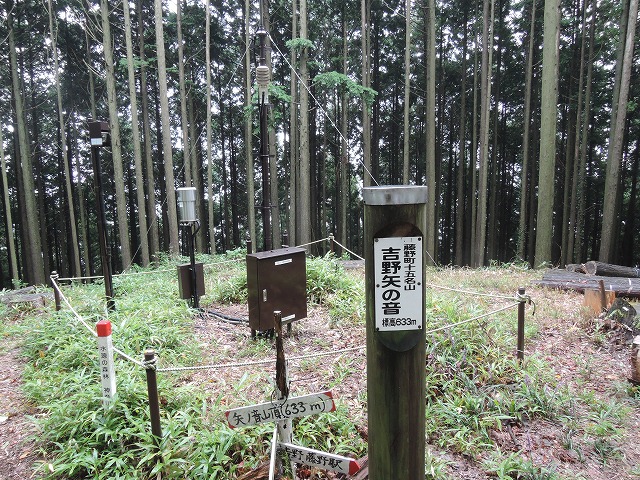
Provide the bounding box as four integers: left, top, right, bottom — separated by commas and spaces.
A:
330, 239, 364, 261
114, 347, 146, 368
423, 302, 520, 335
155, 303, 519, 373
295, 238, 330, 249
50, 276, 98, 337
424, 283, 518, 301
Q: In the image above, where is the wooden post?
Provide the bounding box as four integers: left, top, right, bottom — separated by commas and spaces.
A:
51, 271, 61, 311
273, 311, 294, 477
363, 186, 427, 480
144, 349, 163, 445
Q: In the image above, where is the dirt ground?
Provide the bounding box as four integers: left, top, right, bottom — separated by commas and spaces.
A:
1, 273, 639, 479
0, 335, 41, 479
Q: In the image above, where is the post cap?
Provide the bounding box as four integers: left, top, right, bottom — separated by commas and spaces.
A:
96, 319, 112, 337
363, 186, 428, 205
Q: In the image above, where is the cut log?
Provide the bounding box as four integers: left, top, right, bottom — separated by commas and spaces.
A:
565, 263, 586, 273
584, 261, 640, 278
584, 288, 615, 315
534, 270, 640, 298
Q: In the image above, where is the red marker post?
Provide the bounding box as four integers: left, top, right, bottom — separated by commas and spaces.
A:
96, 320, 117, 408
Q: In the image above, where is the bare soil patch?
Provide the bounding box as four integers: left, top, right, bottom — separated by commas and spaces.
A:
0, 327, 41, 479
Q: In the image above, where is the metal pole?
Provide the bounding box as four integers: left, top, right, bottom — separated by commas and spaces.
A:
144, 349, 163, 444
190, 223, 199, 309
517, 287, 526, 362
89, 128, 114, 311
257, 27, 272, 252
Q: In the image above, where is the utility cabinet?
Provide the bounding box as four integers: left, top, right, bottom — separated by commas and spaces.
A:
246, 247, 307, 333
177, 263, 205, 300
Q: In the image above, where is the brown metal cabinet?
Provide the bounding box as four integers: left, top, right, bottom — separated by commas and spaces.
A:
177, 263, 205, 300
246, 247, 307, 333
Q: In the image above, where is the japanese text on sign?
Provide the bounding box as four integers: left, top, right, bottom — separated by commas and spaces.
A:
278, 442, 361, 475
374, 236, 423, 331
225, 391, 335, 428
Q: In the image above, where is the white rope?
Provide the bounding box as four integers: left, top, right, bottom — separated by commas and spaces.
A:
50, 276, 97, 337
424, 303, 520, 335
424, 283, 518, 301
113, 347, 146, 368
295, 237, 329, 249
330, 238, 364, 261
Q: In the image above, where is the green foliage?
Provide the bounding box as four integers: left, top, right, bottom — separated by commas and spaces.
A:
313, 71, 378, 107
285, 38, 315, 51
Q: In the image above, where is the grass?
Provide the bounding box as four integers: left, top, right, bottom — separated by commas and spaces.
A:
2, 255, 637, 478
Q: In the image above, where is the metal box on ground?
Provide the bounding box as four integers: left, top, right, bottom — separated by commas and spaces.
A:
177, 263, 205, 300
246, 247, 307, 333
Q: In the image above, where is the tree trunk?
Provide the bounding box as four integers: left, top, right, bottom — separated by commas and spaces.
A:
599, 0, 638, 262
339, 8, 348, 254
518, 0, 537, 262
534, 0, 560, 268
0, 127, 19, 285
299, 0, 311, 246
425, 0, 436, 265
8, 10, 45, 285
574, 0, 596, 265
263, 2, 281, 249
154, 0, 180, 254
566, 0, 589, 265
474, 0, 494, 267
455, 2, 468, 266
47, 0, 81, 277
137, 0, 160, 261
288, 0, 298, 246
402, 0, 412, 184
101, 0, 132, 269
122, 0, 150, 267
177, 0, 191, 189
361, 0, 373, 187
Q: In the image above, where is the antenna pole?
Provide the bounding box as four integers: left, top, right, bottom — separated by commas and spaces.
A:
256, 17, 272, 251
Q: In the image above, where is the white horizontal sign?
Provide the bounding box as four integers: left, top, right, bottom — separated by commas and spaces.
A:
277, 442, 361, 476
225, 391, 335, 429
374, 236, 423, 331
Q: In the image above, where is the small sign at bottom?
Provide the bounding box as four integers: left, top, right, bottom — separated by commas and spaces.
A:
278, 441, 361, 475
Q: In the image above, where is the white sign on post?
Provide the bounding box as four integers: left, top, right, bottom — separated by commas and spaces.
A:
277, 442, 361, 475
225, 391, 335, 429
374, 236, 423, 331
96, 319, 116, 408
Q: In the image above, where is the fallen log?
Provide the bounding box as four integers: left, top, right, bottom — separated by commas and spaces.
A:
533, 270, 640, 297
565, 263, 586, 273
584, 261, 640, 278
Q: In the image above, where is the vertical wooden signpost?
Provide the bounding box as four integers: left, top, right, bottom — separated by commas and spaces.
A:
363, 186, 427, 480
